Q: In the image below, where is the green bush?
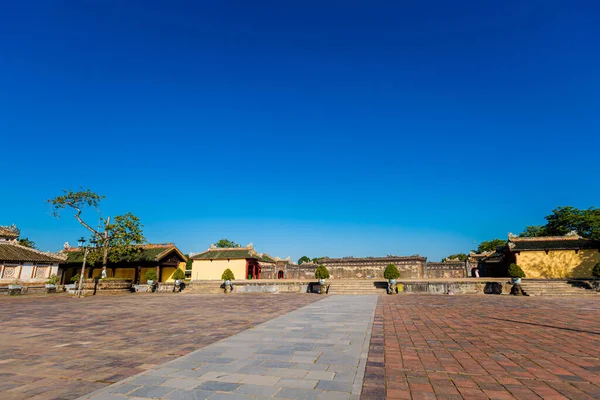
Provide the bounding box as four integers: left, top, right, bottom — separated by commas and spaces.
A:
383, 264, 400, 280
172, 268, 185, 280
592, 263, 600, 278
70, 273, 81, 284
507, 263, 526, 278
46, 274, 60, 284
221, 268, 235, 281
315, 264, 330, 280
144, 269, 158, 281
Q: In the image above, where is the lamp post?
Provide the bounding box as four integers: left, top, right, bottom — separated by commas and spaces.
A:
76, 237, 97, 298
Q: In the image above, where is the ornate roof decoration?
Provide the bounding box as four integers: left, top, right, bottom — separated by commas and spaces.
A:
0, 224, 20, 239
0, 242, 66, 263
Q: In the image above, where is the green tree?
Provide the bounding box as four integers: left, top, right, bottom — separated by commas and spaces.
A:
507, 263, 526, 278
315, 265, 330, 279
17, 238, 36, 249
474, 239, 506, 253
441, 253, 467, 262
215, 239, 238, 248
520, 225, 547, 237
543, 206, 600, 240
172, 268, 185, 281
221, 268, 235, 281
298, 256, 311, 264
48, 189, 146, 274
383, 264, 400, 280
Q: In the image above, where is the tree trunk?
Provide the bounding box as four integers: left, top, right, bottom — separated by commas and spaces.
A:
102, 216, 110, 273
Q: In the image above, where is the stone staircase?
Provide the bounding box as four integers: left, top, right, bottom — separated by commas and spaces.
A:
518, 280, 599, 296
326, 280, 388, 295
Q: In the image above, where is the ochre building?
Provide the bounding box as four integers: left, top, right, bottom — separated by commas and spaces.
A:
190, 244, 273, 280
508, 234, 600, 278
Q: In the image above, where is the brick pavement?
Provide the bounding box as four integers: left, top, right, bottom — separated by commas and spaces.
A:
0, 293, 319, 400
362, 295, 600, 400
78, 295, 378, 400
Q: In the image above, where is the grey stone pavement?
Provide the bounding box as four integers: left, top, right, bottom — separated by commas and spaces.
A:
79, 295, 378, 400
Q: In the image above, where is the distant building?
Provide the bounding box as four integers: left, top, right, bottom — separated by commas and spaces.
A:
0, 225, 64, 283
479, 232, 600, 278
59, 243, 187, 284
190, 243, 277, 280
317, 255, 428, 279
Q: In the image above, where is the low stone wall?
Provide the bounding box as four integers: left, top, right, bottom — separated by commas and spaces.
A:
400, 280, 509, 295
319, 257, 427, 279
425, 262, 467, 279
81, 279, 133, 295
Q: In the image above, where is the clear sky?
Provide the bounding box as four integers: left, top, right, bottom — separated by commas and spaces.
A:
1, 1, 598, 262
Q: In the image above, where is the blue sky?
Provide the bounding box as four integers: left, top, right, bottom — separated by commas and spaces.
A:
1, 1, 598, 261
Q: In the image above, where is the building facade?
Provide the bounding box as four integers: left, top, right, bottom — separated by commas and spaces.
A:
0, 226, 64, 283
190, 244, 270, 280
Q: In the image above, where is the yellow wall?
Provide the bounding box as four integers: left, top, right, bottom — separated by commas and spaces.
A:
516, 249, 600, 278
191, 259, 247, 280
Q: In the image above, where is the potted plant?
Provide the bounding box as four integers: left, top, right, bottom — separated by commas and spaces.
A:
508, 263, 527, 296
172, 268, 185, 291
45, 274, 59, 291
384, 263, 400, 294
145, 269, 157, 286
8, 279, 22, 290
221, 268, 235, 293
315, 265, 330, 294
508, 263, 525, 284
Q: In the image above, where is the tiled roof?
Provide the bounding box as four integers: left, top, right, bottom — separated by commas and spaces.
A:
0, 226, 19, 239
0, 242, 65, 263
63, 244, 186, 264
259, 253, 277, 263
509, 237, 600, 251
191, 248, 258, 260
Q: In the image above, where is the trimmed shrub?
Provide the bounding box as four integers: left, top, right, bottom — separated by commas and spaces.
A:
315, 264, 330, 280
144, 269, 158, 281
592, 263, 600, 278
221, 268, 235, 281
70, 273, 81, 284
46, 274, 60, 284
383, 264, 400, 280
507, 263, 526, 278
172, 268, 185, 281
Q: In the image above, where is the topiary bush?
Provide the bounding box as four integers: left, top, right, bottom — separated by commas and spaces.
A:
144, 269, 157, 282
315, 264, 330, 280
592, 263, 600, 278
507, 263, 526, 278
46, 274, 60, 284
70, 273, 81, 284
172, 268, 185, 281
221, 268, 235, 281
383, 264, 400, 280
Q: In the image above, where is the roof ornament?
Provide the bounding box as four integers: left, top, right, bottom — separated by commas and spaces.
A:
246, 242, 253, 249
210, 244, 216, 249
508, 241, 516, 249
508, 232, 518, 239
63, 242, 70, 250
565, 230, 579, 238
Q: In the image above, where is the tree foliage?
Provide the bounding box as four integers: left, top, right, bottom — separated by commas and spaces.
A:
315, 264, 330, 279
383, 264, 400, 280
48, 189, 146, 270
474, 239, 506, 254
441, 253, 467, 262
519, 207, 600, 240
221, 268, 235, 281
215, 239, 239, 248
520, 225, 546, 237
507, 263, 525, 278
17, 238, 36, 249
144, 269, 157, 281
172, 268, 185, 281
298, 256, 311, 264
592, 263, 600, 278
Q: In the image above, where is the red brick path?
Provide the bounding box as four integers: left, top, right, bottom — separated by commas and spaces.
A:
362, 295, 600, 400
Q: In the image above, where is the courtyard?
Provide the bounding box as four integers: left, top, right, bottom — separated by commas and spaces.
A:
0, 294, 598, 400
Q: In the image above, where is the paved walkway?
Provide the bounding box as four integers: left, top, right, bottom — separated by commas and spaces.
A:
0, 294, 319, 400
363, 295, 600, 400
80, 295, 378, 400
